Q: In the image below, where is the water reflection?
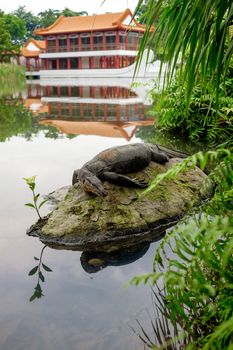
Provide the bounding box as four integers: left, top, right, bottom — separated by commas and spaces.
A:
25, 82, 155, 140
0, 78, 186, 350
80, 244, 150, 274
34, 229, 165, 276
28, 245, 53, 302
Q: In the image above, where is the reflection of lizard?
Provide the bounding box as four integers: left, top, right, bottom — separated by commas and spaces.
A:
72, 143, 169, 196
80, 243, 150, 273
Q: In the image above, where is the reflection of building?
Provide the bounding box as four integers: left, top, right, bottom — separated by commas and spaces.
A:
23, 83, 154, 140
27, 9, 161, 78
39, 120, 153, 141
41, 85, 145, 121
24, 98, 48, 115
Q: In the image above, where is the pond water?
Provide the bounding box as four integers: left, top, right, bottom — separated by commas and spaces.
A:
0, 78, 193, 350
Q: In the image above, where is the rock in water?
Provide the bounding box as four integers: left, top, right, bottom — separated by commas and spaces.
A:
27, 159, 207, 252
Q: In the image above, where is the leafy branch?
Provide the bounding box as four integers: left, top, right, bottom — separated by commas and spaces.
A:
143, 148, 231, 196
23, 175, 47, 219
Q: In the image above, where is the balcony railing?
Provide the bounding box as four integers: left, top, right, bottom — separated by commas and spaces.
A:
46, 43, 137, 53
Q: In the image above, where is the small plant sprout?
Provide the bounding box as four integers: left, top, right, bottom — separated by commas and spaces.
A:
23, 175, 47, 219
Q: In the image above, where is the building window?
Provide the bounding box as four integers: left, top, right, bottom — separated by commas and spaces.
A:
71, 87, 80, 97
83, 104, 92, 118
71, 104, 80, 116
58, 36, 67, 52
81, 57, 89, 69
69, 35, 79, 51
105, 31, 116, 49
60, 103, 69, 116
119, 31, 126, 49
128, 32, 138, 50
93, 32, 103, 50
95, 105, 104, 119
60, 86, 69, 96
59, 58, 67, 69
47, 36, 56, 52
93, 57, 101, 68
50, 102, 58, 115
82, 86, 91, 98
107, 104, 116, 119
70, 58, 78, 69
49, 86, 59, 97
50, 59, 57, 69
81, 33, 90, 51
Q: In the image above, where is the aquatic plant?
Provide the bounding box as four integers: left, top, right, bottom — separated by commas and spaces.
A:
28, 245, 53, 302
23, 175, 47, 219
131, 148, 233, 349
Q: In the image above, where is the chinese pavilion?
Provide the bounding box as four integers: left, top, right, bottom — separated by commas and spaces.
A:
20, 38, 46, 76
32, 9, 155, 78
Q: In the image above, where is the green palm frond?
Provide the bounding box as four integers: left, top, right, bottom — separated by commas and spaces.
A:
134, 0, 233, 105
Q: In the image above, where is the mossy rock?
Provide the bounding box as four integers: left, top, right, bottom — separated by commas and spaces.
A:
27, 159, 207, 252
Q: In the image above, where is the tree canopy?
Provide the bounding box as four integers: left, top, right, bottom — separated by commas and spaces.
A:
0, 6, 88, 48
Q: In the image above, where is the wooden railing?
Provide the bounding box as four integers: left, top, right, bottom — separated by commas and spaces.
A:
46, 43, 137, 53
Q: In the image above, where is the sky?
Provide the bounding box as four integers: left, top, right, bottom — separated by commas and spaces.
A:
0, 0, 139, 16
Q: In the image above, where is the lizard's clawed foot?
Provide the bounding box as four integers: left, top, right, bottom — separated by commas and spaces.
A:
132, 178, 148, 188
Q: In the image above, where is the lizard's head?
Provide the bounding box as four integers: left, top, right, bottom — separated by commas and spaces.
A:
73, 169, 107, 197
80, 175, 108, 197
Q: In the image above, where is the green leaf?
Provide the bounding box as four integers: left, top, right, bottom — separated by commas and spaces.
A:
39, 271, 45, 282
28, 265, 38, 276
24, 203, 35, 208
34, 193, 40, 203
29, 292, 37, 302
39, 199, 48, 209
42, 263, 52, 272
34, 257, 39, 261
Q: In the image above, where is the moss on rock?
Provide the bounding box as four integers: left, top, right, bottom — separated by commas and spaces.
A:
28, 158, 207, 250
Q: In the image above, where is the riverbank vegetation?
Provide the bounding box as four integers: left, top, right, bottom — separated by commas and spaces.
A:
132, 149, 233, 349
137, 0, 233, 144
0, 63, 25, 96
133, 0, 233, 348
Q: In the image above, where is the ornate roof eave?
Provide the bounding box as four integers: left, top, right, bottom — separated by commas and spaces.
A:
33, 9, 147, 36
34, 16, 65, 36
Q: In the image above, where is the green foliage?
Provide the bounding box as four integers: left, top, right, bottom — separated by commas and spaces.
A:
0, 98, 32, 141
38, 8, 88, 28
23, 176, 47, 219
28, 245, 53, 302
0, 7, 88, 45
149, 67, 233, 143
3, 14, 26, 45
61, 8, 88, 17
135, 0, 233, 105
12, 6, 38, 41
0, 64, 25, 96
0, 97, 65, 141
0, 16, 14, 61
131, 149, 233, 349
37, 9, 61, 28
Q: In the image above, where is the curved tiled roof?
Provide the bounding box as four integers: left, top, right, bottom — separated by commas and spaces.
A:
21, 48, 40, 57
34, 9, 145, 35
21, 38, 46, 57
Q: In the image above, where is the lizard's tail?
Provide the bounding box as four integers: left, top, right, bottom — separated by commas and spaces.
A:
157, 144, 188, 159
